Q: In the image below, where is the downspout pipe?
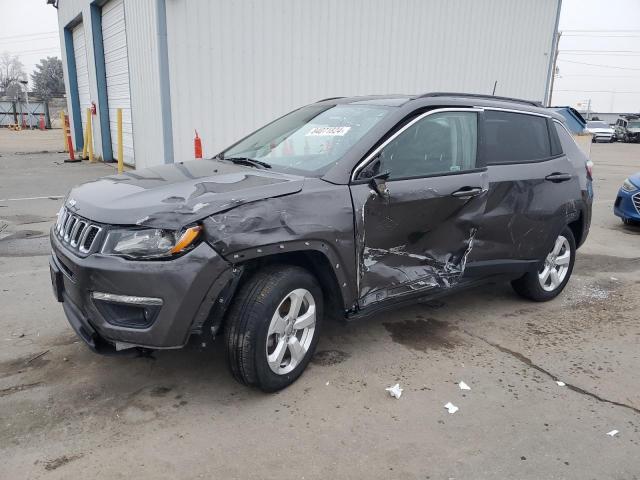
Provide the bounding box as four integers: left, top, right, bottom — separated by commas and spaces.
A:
156, 0, 174, 164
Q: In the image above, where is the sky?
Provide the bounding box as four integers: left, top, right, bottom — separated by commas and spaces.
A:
0, 0, 61, 85
555, 0, 640, 113
0, 0, 638, 113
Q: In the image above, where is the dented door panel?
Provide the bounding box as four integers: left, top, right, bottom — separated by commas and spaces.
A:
471, 157, 581, 263
351, 170, 489, 308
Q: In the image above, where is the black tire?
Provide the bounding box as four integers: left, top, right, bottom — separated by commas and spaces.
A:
511, 226, 576, 302
225, 264, 323, 392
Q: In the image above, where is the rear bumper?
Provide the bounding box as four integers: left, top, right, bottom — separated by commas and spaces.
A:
50, 229, 234, 352
614, 188, 640, 221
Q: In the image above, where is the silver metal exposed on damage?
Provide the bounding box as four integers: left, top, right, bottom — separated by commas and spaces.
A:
358, 228, 477, 306
266, 288, 316, 375
538, 234, 570, 292
91, 291, 164, 306
55, 207, 102, 254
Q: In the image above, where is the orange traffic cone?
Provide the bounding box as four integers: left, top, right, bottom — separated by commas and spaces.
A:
194, 130, 203, 159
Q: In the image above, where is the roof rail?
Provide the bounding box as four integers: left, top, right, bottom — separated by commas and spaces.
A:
315, 96, 344, 103
418, 92, 543, 107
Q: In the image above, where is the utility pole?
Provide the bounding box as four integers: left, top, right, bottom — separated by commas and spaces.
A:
19, 79, 32, 129
548, 31, 562, 107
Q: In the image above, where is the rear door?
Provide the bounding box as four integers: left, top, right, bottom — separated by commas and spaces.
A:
350, 108, 489, 309
472, 109, 581, 265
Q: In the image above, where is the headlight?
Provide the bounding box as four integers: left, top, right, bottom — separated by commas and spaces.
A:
622, 178, 638, 192
101, 226, 202, 259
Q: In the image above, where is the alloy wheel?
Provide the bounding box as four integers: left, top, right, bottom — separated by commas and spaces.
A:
265, 288, 316, 375
538, 235, 571, 292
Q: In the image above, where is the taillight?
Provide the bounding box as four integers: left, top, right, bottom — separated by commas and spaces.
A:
586, 161, 593, 180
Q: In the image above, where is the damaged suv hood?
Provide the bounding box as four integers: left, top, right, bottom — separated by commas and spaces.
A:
66, 160, 305, 229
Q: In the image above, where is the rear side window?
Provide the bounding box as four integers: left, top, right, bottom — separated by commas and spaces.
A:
548, 118, 563, 156
484, 110, 552, 164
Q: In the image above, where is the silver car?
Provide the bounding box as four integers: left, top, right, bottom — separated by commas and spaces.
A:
586, 121, 615, 143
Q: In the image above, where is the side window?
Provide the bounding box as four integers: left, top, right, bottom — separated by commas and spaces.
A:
379, 111, 478, 180
548, 118, 563, 156
484, 110, 551, 164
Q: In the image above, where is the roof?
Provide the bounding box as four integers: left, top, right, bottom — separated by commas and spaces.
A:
316, 92, 560, 118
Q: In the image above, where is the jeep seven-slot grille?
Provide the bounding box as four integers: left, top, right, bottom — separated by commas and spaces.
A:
55, 208, 102, 254
633, 192, 640, 215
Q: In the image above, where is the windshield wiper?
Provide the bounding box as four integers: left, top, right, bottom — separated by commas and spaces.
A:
222, 156, 271, 169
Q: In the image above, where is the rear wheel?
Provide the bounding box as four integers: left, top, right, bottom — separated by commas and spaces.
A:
225, 265, 323, 392
511, 227, 576, 301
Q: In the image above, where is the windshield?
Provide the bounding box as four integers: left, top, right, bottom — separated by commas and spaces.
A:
628, 121, 640, 128
587, 121, 609, 128
220, 104, 391, 175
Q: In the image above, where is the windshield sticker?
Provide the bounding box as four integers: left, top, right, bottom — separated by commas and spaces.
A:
306, 126, 351, 137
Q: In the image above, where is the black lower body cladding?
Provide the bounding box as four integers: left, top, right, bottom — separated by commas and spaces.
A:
49, 229, 233, 351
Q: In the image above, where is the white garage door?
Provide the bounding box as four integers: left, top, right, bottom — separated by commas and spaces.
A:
72, 23, 90, 147
102, 0, 134, 165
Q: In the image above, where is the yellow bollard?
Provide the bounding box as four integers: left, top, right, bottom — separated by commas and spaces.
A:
60, 111, 68, 152
87, 110, 94, 162
82, 108, 90, 159
117, 108, 123, 173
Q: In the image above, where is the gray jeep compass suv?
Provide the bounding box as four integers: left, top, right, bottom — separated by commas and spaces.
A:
50, 93, 593, 391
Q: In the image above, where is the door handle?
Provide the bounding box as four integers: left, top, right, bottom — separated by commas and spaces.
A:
545, 172, 572, 183
451, 187, 484, 198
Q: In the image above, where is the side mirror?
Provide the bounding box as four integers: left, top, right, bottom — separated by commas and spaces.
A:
368, 170, 391, 198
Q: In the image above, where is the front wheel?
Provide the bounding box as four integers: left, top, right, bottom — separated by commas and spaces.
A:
511, 227, 576, 301
225, 265, 323, 392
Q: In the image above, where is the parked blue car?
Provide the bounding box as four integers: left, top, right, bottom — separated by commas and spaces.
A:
614, 173, 640, 224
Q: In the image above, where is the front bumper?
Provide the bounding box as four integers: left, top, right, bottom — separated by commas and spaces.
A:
593, 133, 613, 142
614, 188, 640, 221
625, 132, 640, 142
50, 229, 234, 352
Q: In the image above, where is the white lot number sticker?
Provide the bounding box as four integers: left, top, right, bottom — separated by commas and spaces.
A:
306, 126, 351, 137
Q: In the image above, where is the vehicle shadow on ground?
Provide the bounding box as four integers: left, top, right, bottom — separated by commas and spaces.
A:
47, 281, 515, 404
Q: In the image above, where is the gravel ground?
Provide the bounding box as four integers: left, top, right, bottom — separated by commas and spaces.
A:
1, 139, 639, 479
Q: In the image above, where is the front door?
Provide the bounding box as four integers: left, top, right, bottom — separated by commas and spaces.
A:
350, 109, 489, 309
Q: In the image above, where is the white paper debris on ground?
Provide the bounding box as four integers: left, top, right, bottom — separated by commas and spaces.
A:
385, 383, 403, 399
606, 430, 619, 437
458, 381, 471, 390
325, 381, 330, 386
555, 381, 566, 387
444, 402, 459, 414
610, 277, 619, 281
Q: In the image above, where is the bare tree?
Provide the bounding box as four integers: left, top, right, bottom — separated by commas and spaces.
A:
31, 57, 65, 100
0, 51, 25, 93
